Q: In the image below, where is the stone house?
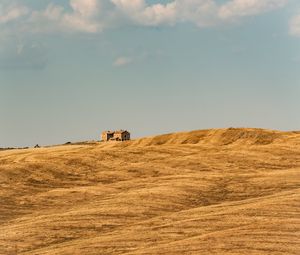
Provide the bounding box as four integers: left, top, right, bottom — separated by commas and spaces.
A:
101, 130, 130, 142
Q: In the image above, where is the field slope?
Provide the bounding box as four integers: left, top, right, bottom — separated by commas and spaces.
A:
0, 128, 300, 254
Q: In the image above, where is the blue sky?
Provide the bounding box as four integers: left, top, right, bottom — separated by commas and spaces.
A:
1, 0, 300, 147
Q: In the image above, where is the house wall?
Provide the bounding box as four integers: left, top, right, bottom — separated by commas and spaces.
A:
122, 132, 130, 140
114, 133, 122, 140
113, 132, 130, 141
101, 132, 114, 141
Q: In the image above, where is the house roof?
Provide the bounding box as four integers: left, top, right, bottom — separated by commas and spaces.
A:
114, 130, 129, 134
102, 130, 130, 135
102, 131, 114, 134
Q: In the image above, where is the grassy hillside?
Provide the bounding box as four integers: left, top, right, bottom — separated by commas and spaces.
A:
0, 128, 299, 255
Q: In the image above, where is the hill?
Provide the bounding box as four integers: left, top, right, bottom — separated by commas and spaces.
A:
0, 128, 299, 255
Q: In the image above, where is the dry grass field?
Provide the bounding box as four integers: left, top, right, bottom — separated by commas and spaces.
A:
0, 128, 300, 255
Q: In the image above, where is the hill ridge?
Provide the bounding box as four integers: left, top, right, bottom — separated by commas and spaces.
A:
128, 127, 298, 147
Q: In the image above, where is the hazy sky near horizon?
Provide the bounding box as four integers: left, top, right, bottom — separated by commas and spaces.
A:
1, 0, 300, 147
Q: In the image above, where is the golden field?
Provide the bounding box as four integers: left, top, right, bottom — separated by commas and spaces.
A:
0, 128, 300, 255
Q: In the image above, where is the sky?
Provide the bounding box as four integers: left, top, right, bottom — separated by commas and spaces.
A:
1, 0, 300, 147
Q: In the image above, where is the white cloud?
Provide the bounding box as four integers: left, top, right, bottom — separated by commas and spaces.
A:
0, 3, 29, 24
111, 0, 145, 13
176, 0, 219, 27
70, 0, 100, 17
289, 13, 300, 37
113, 56, 132, 66
137, 2, 177, 26
63, 0, 102, 32
112, 0, 177, 26
218, 0, 288, 20
111, 0, 288, 27
29, 0, 103, 33
0, 0, 293, 70
0, 0, 290, 35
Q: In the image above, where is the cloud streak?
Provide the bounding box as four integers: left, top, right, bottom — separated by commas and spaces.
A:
289, 13, 300, 37
0, 3, 29, 24
113, 56, 132, 67
112, 0, 177, 26
28, 0, 103, 33
0, 0, 290, 35
111, 0, 288, 27
218, 0, 288, 20
0, 40, 47, 70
